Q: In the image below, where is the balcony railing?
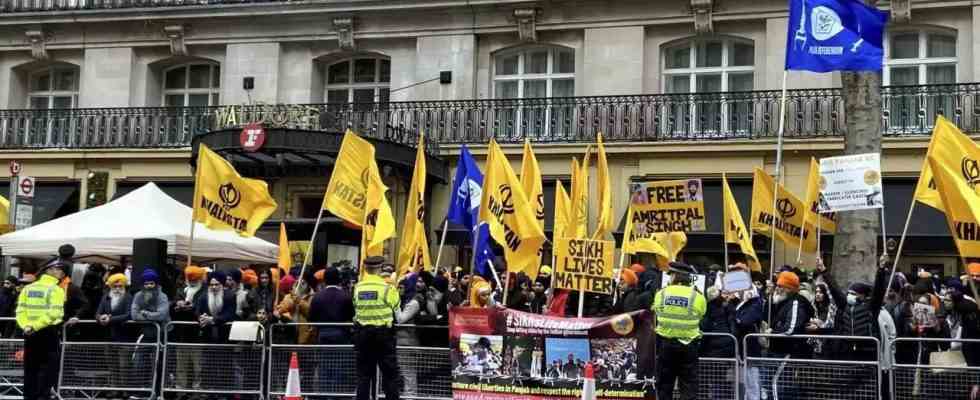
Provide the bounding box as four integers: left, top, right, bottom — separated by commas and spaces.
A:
0, 0, 289, 12
1, 83, 977, 151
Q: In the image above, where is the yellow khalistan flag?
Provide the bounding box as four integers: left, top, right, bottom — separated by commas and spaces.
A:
593, 133, 612, 239
278, 223, 292, 270
929, 154, 980, 259
570, 150, 590, 239
323, 130, 376, 225
723, 174, 760, 271
750, 168, 818, 252
520, 139, 544, 279
554, 180, 571, 241
621, 205, 670, 259
360, 154, 396, 270
803, 157, 837, 232
193, 144, 277, 236
397, 132, 431, 275
479, 139, 546, 275
914, 116, 980, 212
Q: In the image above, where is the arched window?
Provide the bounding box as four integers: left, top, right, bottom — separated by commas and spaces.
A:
324, 56, 390, 104
163, 63, 220, 107
28, 65, 79, 109
661, 38, 754, 136
885, 29, 956, 85
493, 45, 574, 98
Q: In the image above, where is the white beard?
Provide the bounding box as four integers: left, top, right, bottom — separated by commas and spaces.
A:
208, 290, 224, 315
236, 289, 248, 317
185, 282, 201, 303
109, 292, 123, 311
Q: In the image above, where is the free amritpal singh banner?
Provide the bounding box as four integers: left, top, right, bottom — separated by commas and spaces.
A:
913, 116, 980, 212
322, 130, 395, 268
750, 168, 818, 252
397, 132, 432, 275
193, 144, 277, 236
478, 139, 546, 275
928, 154, 980, 259
520, 139, 545, 280
803, 157, 837, 232
723, 174, 761, 271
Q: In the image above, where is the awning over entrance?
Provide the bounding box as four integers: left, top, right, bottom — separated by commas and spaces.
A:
191, 128, 449, 183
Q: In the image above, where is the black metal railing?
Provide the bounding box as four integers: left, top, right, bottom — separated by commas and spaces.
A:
0, 0, 291, 12
1, 83, 977, 151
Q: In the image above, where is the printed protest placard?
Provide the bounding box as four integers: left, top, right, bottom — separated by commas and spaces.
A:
628, 179, 706, 233
819, 153, 883, 212
553, 238, 615, 295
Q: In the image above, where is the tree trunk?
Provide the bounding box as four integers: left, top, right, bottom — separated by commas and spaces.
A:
832, 68, 882, 288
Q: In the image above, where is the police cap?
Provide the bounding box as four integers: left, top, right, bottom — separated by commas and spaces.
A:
667, 261, 696, 275
364, 256, 386, 267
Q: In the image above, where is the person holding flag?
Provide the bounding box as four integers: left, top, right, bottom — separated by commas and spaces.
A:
445, 145, 497, 288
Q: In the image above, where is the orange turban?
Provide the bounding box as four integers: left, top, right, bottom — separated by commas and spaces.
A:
629, 263, 646, 274
968, 263, 980, 276
242, 269, 258, 287
184, 266, 206, 282
314, 269, 325, 283
777, 271, 800, 291
620, 269, 638, 287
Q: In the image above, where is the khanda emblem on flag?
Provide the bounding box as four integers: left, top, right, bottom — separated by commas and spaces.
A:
218, 183, 241, 209
962, 157, 980, 188
777, 198, 797, 219
494, 185, 516, 214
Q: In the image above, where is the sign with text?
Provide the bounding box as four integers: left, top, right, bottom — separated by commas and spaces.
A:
628, 179, 706, 232
553, 238, 615, 295
819, 153, 883, 212
14, 203, 31, 231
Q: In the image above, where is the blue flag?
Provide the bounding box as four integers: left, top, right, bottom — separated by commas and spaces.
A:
446, 145, 495, 277
784, 0, 887, 72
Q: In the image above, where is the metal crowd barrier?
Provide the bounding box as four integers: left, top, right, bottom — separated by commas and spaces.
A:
57, 320, 161, 399
744, 334, 881, 400
890, 337, 980, 400
0, 318, 21, 400
161, 321, 266, 399
685, 332, 740, 400
392, 325, 451, 400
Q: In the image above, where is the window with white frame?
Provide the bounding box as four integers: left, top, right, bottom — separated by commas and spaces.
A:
662, 38, 755, 135
884, 30, 957, 130
163, 63, 221, 107
28, 66, 79, 109
493, 46, 574, 99
324, 57, 391, 104
885, 30, 956, 86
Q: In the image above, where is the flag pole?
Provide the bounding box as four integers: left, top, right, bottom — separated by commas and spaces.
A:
187, 154, 202, 268
769, 70, 789, 324
884, 200, 916, 301
723, 173, 730, 268
880, 205, 888, 257
469, 224, 481, 277
577, 287, 585, 318
434, 219, 450, 270
297, 207, 325, 293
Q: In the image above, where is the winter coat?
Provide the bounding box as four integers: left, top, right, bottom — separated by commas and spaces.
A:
131, 288, 170, 341
194, 289, 238, 343
96, 293, 133, 342
171, 284, 206, 342
769, 292, 815, 359
951, 295, 980, 366
700, 297, 737, 358
396, 295, 423, 346
734, 295, 764, 357
821, 268, 889, 358
308, 286, 354, 344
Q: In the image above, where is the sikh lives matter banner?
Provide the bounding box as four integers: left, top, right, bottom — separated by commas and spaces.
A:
450, 307, 654, 400
553, 238, 615, 295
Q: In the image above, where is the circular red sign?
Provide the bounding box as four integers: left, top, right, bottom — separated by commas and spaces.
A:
240, 123, 266, 152
19, 178, 33, 195
8, 161, 21, 175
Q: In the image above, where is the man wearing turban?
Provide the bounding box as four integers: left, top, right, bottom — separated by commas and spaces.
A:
173, 266, 206, 391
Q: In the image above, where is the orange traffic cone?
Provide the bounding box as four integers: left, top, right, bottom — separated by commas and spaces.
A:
284, 352, 302, 400
580, 362, 595, 400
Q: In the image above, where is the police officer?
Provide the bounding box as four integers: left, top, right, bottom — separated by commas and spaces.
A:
652, 261, 706, 400
353, 256, 401, 400
16, 259, 68, 400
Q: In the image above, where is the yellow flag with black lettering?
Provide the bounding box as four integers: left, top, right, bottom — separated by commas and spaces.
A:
593, 133, 612, 240
323, 130, 376, 226
193, 144, 277, 236
803, 157, 837, 232
750, 168, 817, 252
929, 154, 980, 259
621, 205, 670, 259
554, 180, 571, 241
521, 139, 544, 279
360, 157, 396, 270
479, 139, 546, 275
397, 132, 431, 275
723, 174, 760, 271
914, 116, 980, 212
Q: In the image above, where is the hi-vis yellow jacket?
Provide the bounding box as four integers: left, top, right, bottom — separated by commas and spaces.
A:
16, 274, 66, 332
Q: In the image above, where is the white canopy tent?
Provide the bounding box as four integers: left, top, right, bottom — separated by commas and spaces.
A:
0, 182, 278, 264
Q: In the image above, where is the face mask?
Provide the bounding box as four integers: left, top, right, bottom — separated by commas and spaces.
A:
846, 294, 858, 306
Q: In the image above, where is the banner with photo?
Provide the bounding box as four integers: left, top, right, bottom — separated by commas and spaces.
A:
818, 153, 884, 212
449, 307, 655, 400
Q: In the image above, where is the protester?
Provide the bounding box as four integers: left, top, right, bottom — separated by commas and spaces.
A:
274, 271, 315, 345
194, 271, 237, 397
0, 276, 18, 337
96, 273, 132, 396
528, 276, 549, 314
171, 265, 206, 392
253, 269, 276, 316
130, 269, 169, 400
226, 269, 257, 320
17, 258, 68, 400
732, 270, 764, 400
765, 271, 814, 400
418, 273, 450, 347
814, 257, 890, 361
307, 267, 354, 393
468, 276, 493, 308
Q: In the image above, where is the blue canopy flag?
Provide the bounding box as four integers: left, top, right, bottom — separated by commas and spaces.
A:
784, 0, 887, 72
446, 145, 495, 277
